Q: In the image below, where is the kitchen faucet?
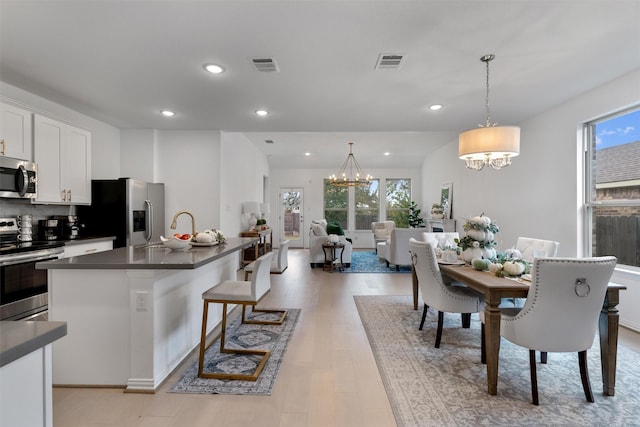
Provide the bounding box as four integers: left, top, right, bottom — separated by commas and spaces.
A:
170, 211, 196, 236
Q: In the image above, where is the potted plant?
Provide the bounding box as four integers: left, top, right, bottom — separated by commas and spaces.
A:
408, 201, 426, 228
430, 203, 444, 219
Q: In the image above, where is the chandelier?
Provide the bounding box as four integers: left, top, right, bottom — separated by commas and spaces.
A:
329, 142, 372, 187
458, 54, 520, 170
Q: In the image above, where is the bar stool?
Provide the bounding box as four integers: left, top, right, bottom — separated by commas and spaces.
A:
198, 252, 287, 380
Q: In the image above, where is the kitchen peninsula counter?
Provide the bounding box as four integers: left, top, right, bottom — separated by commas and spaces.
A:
36, 237, 258, 392
37, 237, 256, 269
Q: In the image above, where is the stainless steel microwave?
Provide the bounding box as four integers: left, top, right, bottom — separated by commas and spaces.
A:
0, 156, 37, 199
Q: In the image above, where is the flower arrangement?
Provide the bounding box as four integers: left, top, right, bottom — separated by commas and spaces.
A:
430, 203, 444, 219
486, 251, 531, 277
455, 213, 499, 262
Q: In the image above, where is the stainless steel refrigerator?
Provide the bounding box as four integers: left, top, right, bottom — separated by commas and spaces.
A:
79, 178, 165, 248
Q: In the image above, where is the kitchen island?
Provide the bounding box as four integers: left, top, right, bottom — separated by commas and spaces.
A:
36, 237, 256, 392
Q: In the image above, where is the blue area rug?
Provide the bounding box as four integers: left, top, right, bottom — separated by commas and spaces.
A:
343, 250, 412, 273
169, 308, 299, 395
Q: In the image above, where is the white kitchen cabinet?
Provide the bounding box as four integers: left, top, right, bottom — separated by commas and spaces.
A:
0, 102, 32, 160
63, 239, 113, 258
33, 114, 91, 204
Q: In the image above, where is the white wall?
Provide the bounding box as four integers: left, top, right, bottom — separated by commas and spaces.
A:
421, 69, 640, 330
219, 132, 270, 236
0, 82, 121, 178
268, 167, 422, 248
120, 129, 158, 182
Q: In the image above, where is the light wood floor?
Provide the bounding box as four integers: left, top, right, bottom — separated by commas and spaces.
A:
52, 249, 640, 427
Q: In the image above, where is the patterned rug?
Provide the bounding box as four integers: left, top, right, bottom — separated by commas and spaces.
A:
343, 250, 412, 273
354, 295, 640, 427
170, 308, 299, 395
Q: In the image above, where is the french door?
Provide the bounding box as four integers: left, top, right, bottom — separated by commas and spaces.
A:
280, 188, 304, 248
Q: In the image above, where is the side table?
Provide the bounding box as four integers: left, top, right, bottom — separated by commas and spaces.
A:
322, 242, 345, 272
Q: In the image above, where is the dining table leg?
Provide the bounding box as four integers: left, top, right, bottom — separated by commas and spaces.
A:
484, 295, 502, 395
599, 287, 621, 396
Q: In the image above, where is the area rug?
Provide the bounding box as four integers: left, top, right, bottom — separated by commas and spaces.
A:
343, 250, 412, 273
170, 308, 299, 395
354, 295, 640, 427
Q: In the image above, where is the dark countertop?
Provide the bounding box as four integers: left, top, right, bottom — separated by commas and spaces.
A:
0, 321, 67, 367
35, 237, 257, 270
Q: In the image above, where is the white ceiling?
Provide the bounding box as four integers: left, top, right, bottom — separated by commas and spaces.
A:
1, 1, 639, 169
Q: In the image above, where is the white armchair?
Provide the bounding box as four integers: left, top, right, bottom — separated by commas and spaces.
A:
371, 221, 395, 250
498, 256, 617, 405
377, 228, 429, 270
308, 220, 352, 268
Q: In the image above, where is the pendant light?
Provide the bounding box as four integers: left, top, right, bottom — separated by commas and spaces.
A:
458, 54, 520, 170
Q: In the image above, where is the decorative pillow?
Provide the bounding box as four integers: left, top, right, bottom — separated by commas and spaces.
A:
311, 223, 328, 236
312, 219, 328, 228
326, 221, 345, 235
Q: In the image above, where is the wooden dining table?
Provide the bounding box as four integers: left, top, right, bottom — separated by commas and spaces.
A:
412, 263, 626, 397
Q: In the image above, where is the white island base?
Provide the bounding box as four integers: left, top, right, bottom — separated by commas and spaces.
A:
44, 241, 252, 392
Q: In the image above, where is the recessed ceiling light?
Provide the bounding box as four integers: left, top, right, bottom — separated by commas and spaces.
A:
429, 104, 443, 111
203, 64, 225, 74
255, 109, 268, 117
305, 152, 311, 156
384, 152, 390, 156
161, 110, 175, 117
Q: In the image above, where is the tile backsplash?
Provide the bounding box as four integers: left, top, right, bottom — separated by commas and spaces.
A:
0, 198, 76, 223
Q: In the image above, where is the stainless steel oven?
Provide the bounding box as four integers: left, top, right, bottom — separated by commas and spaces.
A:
0, 156, 37, 199
0, 218, 63, 320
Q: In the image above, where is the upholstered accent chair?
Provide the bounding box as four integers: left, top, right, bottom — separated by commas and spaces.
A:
371, 221, 395, 251
498, 256, 617, 405
377, 227, 429, 270
409, 238, 484, 348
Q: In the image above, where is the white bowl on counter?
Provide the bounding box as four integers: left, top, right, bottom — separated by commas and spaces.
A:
160, 235, 192, 251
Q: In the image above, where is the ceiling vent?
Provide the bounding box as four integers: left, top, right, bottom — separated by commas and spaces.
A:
251, 57, 279, 72
265, 139, 274, 144
375, 53, 406, 70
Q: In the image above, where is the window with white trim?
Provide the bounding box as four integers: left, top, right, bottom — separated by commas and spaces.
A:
584, 107, 640, 267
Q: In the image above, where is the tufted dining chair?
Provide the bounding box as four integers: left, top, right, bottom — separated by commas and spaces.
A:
499, 256, 617, 405
515, 237, 559, 262
409, 238, 484, 348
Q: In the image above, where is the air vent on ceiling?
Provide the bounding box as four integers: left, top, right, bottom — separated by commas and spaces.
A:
251, 57, 279, 72
375, 53, 406, 70
265, 139, 274, 144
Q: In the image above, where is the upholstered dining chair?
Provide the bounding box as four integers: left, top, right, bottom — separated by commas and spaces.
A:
409, 238, 484, 348
499, 256, 617, 405
198, 252, 287, 380
244, 239, 290, 280
515, 237, 559, 262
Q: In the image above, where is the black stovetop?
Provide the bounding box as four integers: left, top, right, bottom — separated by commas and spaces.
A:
0, 240, 65, 255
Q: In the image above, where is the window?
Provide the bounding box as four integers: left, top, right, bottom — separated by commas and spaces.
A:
355, 180, 379, 230
323, 179, 348, 229
323, 178, 412, 230
585, 108, 640, 267
386, 179, 411, 228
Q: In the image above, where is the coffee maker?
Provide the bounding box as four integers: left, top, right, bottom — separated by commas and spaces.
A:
38, 219, 59, 240
52, 215, 81, 240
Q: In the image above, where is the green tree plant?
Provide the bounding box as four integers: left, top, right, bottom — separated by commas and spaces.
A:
408, 201, 425, 228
